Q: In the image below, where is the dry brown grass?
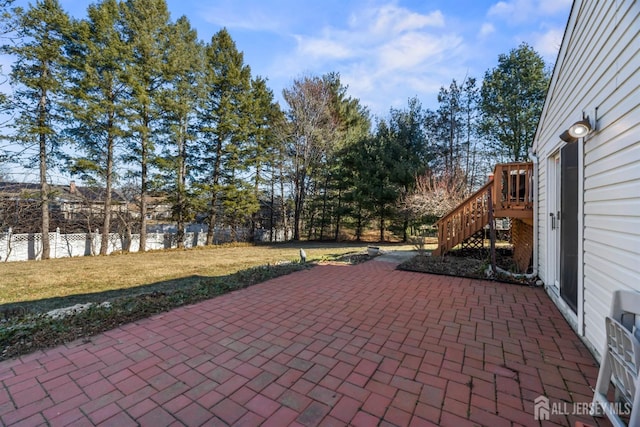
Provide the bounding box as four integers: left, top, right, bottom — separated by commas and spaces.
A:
0, 242, 394, 306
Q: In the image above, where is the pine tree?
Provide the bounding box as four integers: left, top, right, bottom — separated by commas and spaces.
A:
387, 97, 428, 241
198, 28, 252, 245
330, 92, 371, 240
0, 0, 18, 134
120, 0, 171, 251
3, 0, 71, 259
479, 43, 549, 161
345, 121, 398, 242
0, 1, 17, 34
65, 0, 130, 254
246, 76, 284, 239
155, 16, 203, 248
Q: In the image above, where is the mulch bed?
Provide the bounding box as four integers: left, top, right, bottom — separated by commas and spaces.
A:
398, 247, 536, 286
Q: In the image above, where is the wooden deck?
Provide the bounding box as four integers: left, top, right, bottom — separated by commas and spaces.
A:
434, 162, 533, 256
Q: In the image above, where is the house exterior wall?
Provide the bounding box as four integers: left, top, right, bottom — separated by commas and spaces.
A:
533, 0, 640, 359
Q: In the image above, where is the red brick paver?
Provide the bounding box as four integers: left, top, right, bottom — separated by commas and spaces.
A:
0, 258, 612, 426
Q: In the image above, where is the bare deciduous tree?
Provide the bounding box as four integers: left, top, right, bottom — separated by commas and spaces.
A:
283, 74, 335, 240
401, 169, 469, 224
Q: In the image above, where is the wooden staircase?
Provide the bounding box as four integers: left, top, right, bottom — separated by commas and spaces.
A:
433, 162, 533, 256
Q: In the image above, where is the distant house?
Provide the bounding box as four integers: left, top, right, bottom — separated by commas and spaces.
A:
0, 181, 172, 233
531, 0, 639, 359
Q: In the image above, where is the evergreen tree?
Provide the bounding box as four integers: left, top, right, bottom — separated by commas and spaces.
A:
155, 16, 203, 248
267, 118, 293, 241
0, 0, 17, 124
356, 122, 399, 241
336, 152, 370, 241
387, 97, 428, 241
3, 0, 71, 259
0, 1, 16, 33
424, 77, 484, 195
65, 0, 130, 254
479, 43, 549, 161
198, 28, 252, 245
246, 76, 284, 239
458, 77, 483, 191
120, 0, 171, 251
323, 78, 370, 240
434, 81, 462, 174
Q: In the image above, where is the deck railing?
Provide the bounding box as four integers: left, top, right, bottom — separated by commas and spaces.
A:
492, 162, 534, 217
434, 162, 533, 256
433, 180, 492, 256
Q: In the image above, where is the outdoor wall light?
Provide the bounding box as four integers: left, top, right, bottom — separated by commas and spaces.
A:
568, 117, 592, 138
559, 116, 593, 143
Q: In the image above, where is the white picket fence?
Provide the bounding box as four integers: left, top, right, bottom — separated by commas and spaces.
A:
0, 227, 289, 262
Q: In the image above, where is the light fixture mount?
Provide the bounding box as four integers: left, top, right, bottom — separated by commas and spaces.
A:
559, 130, 575, 143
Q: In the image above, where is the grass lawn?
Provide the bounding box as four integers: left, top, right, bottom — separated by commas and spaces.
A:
0, 241, 415, 312
0, 241, 417, 360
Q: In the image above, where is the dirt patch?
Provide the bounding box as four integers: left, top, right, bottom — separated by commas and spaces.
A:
398, 247, 535, 285
331, 252, 376, 264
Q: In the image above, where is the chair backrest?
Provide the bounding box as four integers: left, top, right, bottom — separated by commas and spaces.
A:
592, 289, 640, 427
609, 290, 640, 338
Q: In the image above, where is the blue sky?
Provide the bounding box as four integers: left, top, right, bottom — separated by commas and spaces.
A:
3, 0, 573, 183
20, 0, 572, 117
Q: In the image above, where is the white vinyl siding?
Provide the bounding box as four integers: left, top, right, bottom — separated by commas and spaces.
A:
533, 0, 640, 359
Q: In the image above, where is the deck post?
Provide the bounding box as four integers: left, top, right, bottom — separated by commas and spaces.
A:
488, 186, 497, 275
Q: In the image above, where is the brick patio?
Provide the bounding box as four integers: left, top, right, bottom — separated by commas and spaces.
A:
0, 257, 612, 426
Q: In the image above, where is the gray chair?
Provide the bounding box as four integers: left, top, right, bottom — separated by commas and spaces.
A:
592, 289, 640, 427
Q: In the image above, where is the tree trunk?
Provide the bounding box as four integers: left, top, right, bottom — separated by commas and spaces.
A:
100, 109, 115, 255
333, 189, 342, 241
40, 135, 50, 260
39, 87, 50, 260
306, 209, 315, 240
176, 120, 187, 249
402, 185, 409, 242
269, 176, 275, 242
355, 205, 363, 242
402, 217, 409, 243
206, 137, 223, 245
319, 173, 329, 240
293, 168, 306, 241
250, 161, 261, 242
139, 118, 148, 252
279, 162, 288, 240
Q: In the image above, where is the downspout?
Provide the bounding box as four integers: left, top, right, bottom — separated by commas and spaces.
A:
528, 147, 540, 282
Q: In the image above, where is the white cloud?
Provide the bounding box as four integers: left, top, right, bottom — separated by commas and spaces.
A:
479, 23, 496, 37
488, 0, 530, 20
295, 36, 353, 60
539, 0, 573, 15
281, 4, 461, 75
488, 0, 572, 22
367, 5, 445, 35
377, 33, 462, 73
269, 3, 465, 116
484, 0, 570, 68
532, 27, 564, 61
199, 3, 287, 33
